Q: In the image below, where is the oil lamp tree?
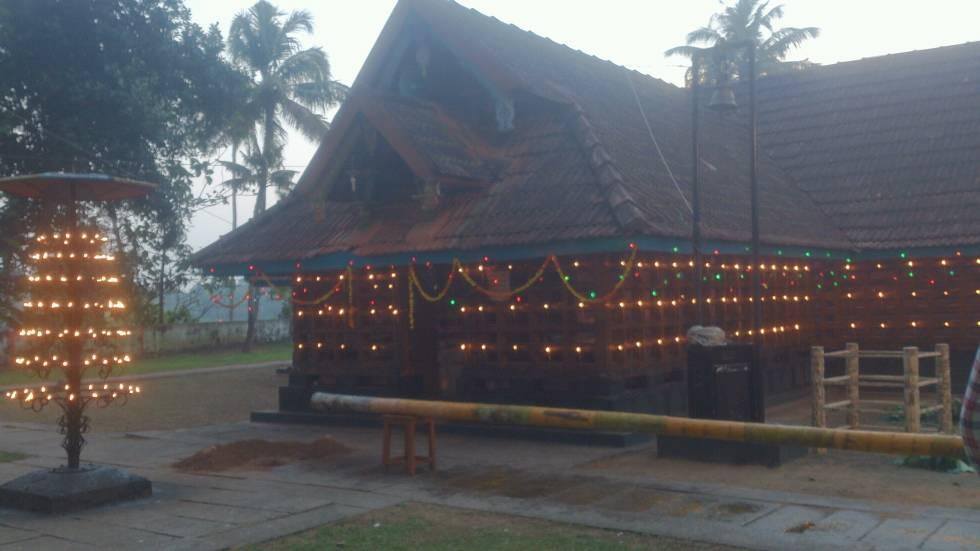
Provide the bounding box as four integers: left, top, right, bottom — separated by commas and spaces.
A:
0, 173, 154, 512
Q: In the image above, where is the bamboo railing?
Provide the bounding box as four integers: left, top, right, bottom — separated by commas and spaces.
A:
310, 392, 965, 459
811, 343, 953, 434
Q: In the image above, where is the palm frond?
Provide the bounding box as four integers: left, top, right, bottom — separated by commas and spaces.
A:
763, 26, 820, 58
290, 80, 346, 111
665, 45, 701, 59
281, 10, 314, 37
217, 160, 250, 177
759, 3, 785, 29
685, 26, 722, 46
276, 47, 331, 84
279, 98, 328, 142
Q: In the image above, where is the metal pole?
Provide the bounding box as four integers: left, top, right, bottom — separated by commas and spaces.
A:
691, 55, 704, 326
65, 182, 83, 470
747, 42, 765, 421
310, 392, 966, 459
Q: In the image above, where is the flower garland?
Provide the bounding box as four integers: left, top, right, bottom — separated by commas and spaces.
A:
405, 245, 638, 327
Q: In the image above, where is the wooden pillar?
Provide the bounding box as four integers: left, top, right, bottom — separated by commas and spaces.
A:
903, 347, 921, 433
810, 346, 826, 429
936, 343, 953, 434
845, 342, 860, 429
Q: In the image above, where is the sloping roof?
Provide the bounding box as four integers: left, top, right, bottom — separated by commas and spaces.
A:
194, 101, 625, 265
194, 0, 978, 270
755, 42, 980, 250
363, 94, 502, 182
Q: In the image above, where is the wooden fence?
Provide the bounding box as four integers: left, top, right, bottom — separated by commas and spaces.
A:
811, 343, 953, 434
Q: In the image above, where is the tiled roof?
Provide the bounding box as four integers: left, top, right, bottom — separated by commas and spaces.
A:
194, 104, 622, 265
755, 42, 980, 250
193, 0, 979, 269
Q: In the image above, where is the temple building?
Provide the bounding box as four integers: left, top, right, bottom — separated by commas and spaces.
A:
193, 0, 980, 416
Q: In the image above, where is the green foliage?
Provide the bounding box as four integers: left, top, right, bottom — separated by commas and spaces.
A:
222, 1, 346, 351
247, 503, 690, 551
226, 0, 347, 215
165, 305, 196, 325
897, 455, 976, 474
0, 451, 28, 463
0, 342, 291, 386
884, 399, 962, 424
665, 0, 820, 84
0, 0, 248, 328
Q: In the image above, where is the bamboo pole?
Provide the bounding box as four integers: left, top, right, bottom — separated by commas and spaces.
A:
937, 343, 953, 434
310, 393, 966, 459
904, 347, 921, 433
811, 346, 826, 429
846, 342, 860, 429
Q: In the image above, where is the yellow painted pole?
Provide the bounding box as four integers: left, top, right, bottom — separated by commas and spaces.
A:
310, 392, 966, 460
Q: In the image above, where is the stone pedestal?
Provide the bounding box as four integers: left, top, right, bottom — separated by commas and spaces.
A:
657, 435, 806, 467
0, 465, 151, 513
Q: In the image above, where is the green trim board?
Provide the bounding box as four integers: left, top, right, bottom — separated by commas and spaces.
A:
202, 236, 858, 278
201, 234, 980, 278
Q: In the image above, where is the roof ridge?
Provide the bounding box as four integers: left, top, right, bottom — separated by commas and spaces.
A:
415, 0, 682, 93
764, 41, 980, 81
565, 102, 651, 234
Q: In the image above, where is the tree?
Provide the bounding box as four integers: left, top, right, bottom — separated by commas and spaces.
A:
226, 0, 346, 350
665, 0, 819, 84
227, 0, 346, 216
219, 136, 299, 208
0, 0, 247, 332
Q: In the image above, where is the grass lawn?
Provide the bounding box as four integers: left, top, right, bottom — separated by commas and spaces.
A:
0, 342, 291, 387
0, 451, 28, 463
244, 503, 738, 551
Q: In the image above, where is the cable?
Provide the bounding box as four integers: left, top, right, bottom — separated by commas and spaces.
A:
626, 73, 693, 214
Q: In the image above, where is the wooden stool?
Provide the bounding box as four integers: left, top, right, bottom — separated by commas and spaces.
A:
382, 415, 436, 475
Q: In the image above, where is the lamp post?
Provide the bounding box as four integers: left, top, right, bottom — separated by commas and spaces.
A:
690, 54, 704, 326
698, 42, 764, 419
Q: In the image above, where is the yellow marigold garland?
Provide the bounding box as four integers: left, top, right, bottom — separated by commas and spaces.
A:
404, 246, 638, 328
553, 245, 637, 303
453, 256, 551, 300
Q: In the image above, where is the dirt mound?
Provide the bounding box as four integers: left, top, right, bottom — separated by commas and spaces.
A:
173, 437, 351, 472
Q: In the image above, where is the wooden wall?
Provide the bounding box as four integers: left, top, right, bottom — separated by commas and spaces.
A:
288, 251, 979, 405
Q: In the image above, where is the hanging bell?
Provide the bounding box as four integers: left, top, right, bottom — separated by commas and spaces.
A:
708, 84, 738, 114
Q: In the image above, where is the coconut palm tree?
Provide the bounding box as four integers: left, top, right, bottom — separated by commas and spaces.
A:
218, 133, 296, 350
665, 0, 819, 84
218, 135, 298, 209
226, 0, 345, 350
227, 0, 346, 217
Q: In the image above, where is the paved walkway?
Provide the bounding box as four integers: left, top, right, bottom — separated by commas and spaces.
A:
0, 420, 977, 550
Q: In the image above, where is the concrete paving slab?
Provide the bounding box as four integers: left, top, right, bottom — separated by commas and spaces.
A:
76, 506, 233, 538
0, 514, 178, 548
597, 486, 678, 513
181, 490, 333, 514
0, 535, 96, 550
861, 517, 946, 550
163, 500, 284, 525
924, 520, 980, 550
700, 499, 775, 525
810, 510, 882, 541
745, 504, 832, 534
0, 525, 35, 545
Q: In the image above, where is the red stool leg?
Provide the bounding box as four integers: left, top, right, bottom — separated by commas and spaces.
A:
427, 419, 436, 471
382, 420, 392, 471
405, 419, 417, 476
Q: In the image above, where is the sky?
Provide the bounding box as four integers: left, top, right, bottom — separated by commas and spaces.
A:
183, 0, 980, 251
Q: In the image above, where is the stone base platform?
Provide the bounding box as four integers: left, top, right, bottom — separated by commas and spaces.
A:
0, 464, 151, 513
